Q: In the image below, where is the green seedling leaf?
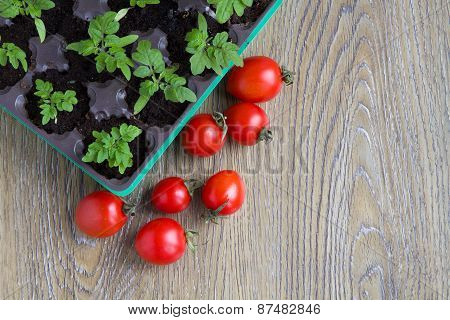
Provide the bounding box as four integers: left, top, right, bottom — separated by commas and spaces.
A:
34, 18, 46, 42
115, 7, 131, 21
132, 40, 165, 73
0, 0, 21, 18
105, 34, 139, 48
130, 0, 160, 8
40, 104, 57, 125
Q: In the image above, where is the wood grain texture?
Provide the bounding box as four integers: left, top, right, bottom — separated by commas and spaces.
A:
0, 0, 448, 299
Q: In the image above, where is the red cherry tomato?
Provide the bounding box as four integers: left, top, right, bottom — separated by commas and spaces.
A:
201, 170, 246, 220
181, 113, 227, 157
224, 102, 272, 146
135, 218, 188, 265
75, 190, 127, 238
151, 177, 202, 214
227, 56, 293, 103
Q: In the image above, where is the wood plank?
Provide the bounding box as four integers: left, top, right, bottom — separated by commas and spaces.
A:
0, 0, 448, 299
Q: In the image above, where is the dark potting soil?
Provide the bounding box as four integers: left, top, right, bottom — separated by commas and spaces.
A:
0, 15, 36, 49
0, 62, 27, 89
24, 50, 119, 136
65, 51, 118, 83
40, 0, 78, 37
163, 10, 227, 76
0, 15, 33, 88
110, 1, 177, 35
25, 70, 90, 135
77, 117, 148, 179
230, 0, 273, 25
125, 77, 189, 127
1, 0, 274, 179
53, 14, 89, 45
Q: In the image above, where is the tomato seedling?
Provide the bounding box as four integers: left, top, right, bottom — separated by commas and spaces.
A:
227, 56, 294, 103
82, 123, 142, 175
201, 170, 246, 222
75, 191, 128, 238
132, 40, 197, 114
151, 177, 203, 214
135, 218, 197, 265
224, 102, 272, 146
185, 13, 243, 75
181, 112, 227, 157
0, 39, 28, 72
33, 79, 78, 125
67, 11, 138, 80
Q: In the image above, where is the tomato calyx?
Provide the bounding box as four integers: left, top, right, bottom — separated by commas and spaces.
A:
122, 196, 147, 217
185, 230, 199, 252
202, 200, 230, 224
122, 201, 138, 216
258, 127, 273, 144
183, 179, 204, 197
281, 66, 295, 86
212, 112, 228, 141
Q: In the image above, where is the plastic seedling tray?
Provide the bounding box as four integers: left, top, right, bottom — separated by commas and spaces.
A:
0, 0, 284, 196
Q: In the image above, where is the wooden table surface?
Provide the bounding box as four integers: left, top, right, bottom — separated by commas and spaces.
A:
0, 0, 448, 300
